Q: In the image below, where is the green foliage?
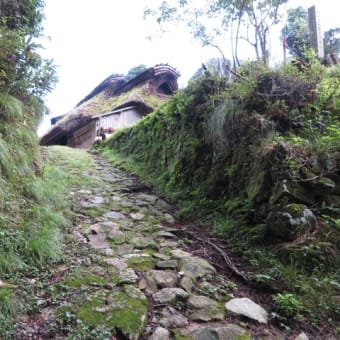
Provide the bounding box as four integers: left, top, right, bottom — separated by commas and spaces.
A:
126, 64, 148, 80
324, 28, 340, 56
273, 293, 303, 318
145, 0, 287, 66
282, 7, 310, 60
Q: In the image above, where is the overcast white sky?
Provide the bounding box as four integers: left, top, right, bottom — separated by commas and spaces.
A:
38, 0, 339, 135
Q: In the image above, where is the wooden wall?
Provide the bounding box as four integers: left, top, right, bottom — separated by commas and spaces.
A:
98, 108, 142, 132
68, 120, 97, 149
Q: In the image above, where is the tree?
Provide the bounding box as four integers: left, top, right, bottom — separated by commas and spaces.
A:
281, 7, 310, 60
324, 28, 340, 56
126, 64, 148, 80
144, 0, 287, 67
0, 0, 56, 106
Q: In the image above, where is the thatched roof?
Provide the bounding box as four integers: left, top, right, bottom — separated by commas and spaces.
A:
40, 64, 180, 146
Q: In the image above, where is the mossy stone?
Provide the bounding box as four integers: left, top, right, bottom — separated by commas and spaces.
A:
127, 256, 156, 271
77, 288, 148, 340
64, 273, 106, 288
266, 203, 316, 241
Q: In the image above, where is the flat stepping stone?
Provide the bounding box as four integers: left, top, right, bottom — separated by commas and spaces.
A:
154, 231, 177, 239
131, 236, 158, 249
104, 258, 127, 271
178, 323, 249, 340
137, 193, 158, 203
225, 297, 268, 324
77, 288, 148, 340
153, 288, 188, 304
103, 211, 126, 219
187, 295, 224, 321
156, 260, 178, 269
116, 244, 134, 255
87, 234, 110, 249
118, 268, 139, 284
145, 270, 178, 291
179, 256, 216, 279
152, 253, 171, 260
171, 249, 192, 258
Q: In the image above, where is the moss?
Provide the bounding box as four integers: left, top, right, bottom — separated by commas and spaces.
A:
77, 288, 148, 339
173, 329, 193, 340
127, 256, 156, 272
54, 304, 73, 320
79, 206, 108, 218
64, 273, 106, 288
236, 335, 252, 340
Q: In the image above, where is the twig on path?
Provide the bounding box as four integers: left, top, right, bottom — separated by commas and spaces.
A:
197, 237, 248, 282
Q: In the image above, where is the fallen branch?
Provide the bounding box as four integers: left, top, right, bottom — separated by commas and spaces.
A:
197, 237, 248, 281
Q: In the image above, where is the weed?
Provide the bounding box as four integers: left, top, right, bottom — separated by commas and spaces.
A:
273, 293, 304, 318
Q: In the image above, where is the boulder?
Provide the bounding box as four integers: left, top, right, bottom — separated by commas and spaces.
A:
179, 257, 216, 280
266, 204, 316, 241
225, 297, 268, 323
188, 295, 224, 321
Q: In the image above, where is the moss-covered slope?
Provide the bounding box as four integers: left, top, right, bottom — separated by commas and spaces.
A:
101, 62, 340, 325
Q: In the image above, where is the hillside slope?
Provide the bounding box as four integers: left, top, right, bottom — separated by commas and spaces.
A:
101, 61, 340, 330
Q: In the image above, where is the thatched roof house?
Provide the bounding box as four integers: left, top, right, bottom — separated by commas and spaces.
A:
40, 64, 180, 148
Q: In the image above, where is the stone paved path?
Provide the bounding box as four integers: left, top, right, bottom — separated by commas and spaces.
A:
15, 149, 296, 339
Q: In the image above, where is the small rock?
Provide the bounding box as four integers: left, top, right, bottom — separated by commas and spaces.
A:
90, 196, 104, 205
132, 236, 158, 249
138, 193, 158, 203
188, 295, 224, 321
159, 306, 188, 328
180, 277, 194, 292
148, 327, 170, 340
145, 270, 178, 291
138, 278, 147, 290
78, 189, 92, 194
171, 249, 192, 258
116, 244, 134, 255
225, 297, 268, 324
104, 258, 127, 271
295, 332, 309, 340
160, 241, 178, 248
130, 212, 145, 220
124, 285, 147, 300
177, 323, 249, 340
106, 296, 113, 305
100, 248, 115, 256
163, 213, 175, 223
107, 229, 126, 244
152, 253, 171, 260
154, 231, 177, 239
118, 268, 139, 284
87, 233, 110, 249
157, 199, 173, 211
153, 288, 188, 304
105, 283, 115, 290
103, 211, 126, 219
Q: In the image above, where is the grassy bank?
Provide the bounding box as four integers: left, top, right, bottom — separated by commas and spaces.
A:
100, 61, 340, 330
